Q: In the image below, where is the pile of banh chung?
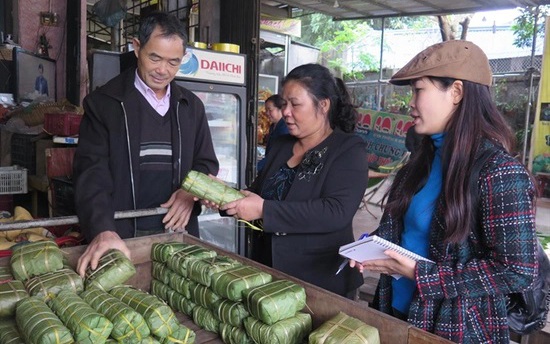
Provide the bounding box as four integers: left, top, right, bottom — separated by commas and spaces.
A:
0, 240, 196, 344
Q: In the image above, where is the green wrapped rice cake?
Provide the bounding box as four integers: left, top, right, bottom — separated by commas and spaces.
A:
85, 249, 136, 291
244, 313, 312, 344
10, 241, 63, 281
166, 245, 217, 277
168, 272, 195, 298
152, 261, 175, 285
151, 242, 190, 263
242, 279, 306, 325
49, 290, 113, 344
0, 318, 24, 344
25, 268, 83, 301
0, 279, 28, 317
158, 324, 196, 344
309, 312, 380, 344
0, 266, 13, 281
110, 285, 179, 338
187, 255, 241, 287
151, 279, 171, 301
81, 287, 151, 343
189, 282, 221, 310
213, 299, 249, 327
219, 323, 253, 344
16, 296, 74, 344
192, 306, 220, 334
164, 286, 197, 316
211, 265, 272, 302
181, 170, 245, 206
140, 337, 161, 344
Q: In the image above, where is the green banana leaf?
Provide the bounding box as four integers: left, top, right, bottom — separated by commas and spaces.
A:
0, 279, 28, 317
85, 249, 136, 291
219, 323, 253, 344
166, 245, 217, 278
213, 299, 249, 327
110, 285, 179, 338
157, 324, 196, 344
210, 265, 272, 302
151, 279, 171, 302
151, 242, 190, 263
192, 306, 220, 334
10, 241, 64, 281
243, 313, 312, 344
49, 290, 113, 344
187, 256, 241, 287
0, 318, 25, 344
242, 279, 306, 325
140, 337, 161, 344
181, 170, 245, 206
309, 312, 380, 344
16, 296, 74, 344
81, 287, 151, 343
25, 268, 83, 301
165, 285, 197, 317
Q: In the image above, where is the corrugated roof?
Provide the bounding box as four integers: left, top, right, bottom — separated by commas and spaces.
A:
264, 0, 550, 20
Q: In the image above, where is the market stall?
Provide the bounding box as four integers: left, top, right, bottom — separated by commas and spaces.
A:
0, 231, 453, 344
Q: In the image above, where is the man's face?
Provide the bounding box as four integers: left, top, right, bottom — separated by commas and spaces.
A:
133, 26, 184, 98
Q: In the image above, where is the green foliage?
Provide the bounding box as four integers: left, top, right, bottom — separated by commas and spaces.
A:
511, 6, 549, 49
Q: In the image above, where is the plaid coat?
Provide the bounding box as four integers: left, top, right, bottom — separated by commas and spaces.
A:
372, 141, 537, 344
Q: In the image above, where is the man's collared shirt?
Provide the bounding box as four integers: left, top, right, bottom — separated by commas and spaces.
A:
134, 71, 171, 116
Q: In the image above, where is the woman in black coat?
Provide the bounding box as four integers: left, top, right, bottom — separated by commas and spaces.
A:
222, 64, 368, 297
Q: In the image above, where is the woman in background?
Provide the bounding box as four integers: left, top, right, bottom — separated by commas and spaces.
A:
222, 63, 368, 297
351, 40, 537, 343
257, 94, 289, 172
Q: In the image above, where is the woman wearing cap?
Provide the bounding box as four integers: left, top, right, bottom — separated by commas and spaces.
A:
221, 63, 368, 297
351, 40, 537, 343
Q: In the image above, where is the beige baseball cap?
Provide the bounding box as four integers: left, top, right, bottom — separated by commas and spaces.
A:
390, 40, 493, 86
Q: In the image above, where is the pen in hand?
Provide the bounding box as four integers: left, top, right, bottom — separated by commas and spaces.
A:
335, 232, 370, 275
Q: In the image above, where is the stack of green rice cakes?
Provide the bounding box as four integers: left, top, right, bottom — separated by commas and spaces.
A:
0, 240, 195, 344
150, 242, 313, 344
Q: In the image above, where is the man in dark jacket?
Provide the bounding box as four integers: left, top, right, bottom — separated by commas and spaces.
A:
74, 12, 219, 276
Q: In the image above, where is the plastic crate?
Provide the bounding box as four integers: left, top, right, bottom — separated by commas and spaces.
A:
51, 176, 75, 216
11, 133, 38, 175
44, 112, 83, 136
0, 166, 28, 194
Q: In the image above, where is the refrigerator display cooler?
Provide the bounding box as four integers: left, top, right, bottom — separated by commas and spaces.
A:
175, 47, 247, 255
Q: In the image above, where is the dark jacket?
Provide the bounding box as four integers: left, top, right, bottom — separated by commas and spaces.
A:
249, 130, 368, 295
74, 68, 219, 241
373, 140, 537, 343
257, 118, 289, 172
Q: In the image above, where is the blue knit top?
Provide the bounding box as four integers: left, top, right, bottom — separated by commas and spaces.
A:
392, 133, 445, 314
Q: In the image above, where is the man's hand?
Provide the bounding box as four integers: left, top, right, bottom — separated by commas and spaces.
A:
161, 189, 195, 232
77, 231, 130, 278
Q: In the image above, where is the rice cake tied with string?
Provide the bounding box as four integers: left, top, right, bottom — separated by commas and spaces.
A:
219, 322, 253, 344
85, 249, 136, 291
244, 312, 312, 344
242, 279, 307, 325
110, 285, 179, 338
210, 265, 272, 302
49, 290, 113, 344
0, 277, 28, 318
187, 255, 242, 287
25, 267, 83, 301
10, 240, 64, 281
166, 245, 217, 278
16, 296, 74, 344
151, 242, 190, 263
0, 317, 24, 344
181, 170, 245, 206
308, 311, 380, 344
81, 287, 151, 343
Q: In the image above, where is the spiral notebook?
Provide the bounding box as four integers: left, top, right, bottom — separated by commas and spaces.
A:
339, 235, 434, 263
